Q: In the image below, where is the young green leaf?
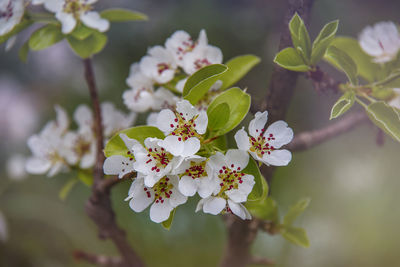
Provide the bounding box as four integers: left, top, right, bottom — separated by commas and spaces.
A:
207, 103, 230, 131
18, 40, 29, 63
289, 13, 302, 50
104, 126, 165, 157
366, 101, 400, 143
245, 196, 279, 222
219, 55, 261, 89
183, 64, 228, 104
78, 169, 93, 186
70, 24, 95, 40
67, 31, 107, 58
330, 90, 355, 119
311, 20, 339, 65
283, 198, 311, 226
274, 47, 310, 72
161, 208, 176, 230
28, 24, 64, 51
289, 13, 311, 62
207, 87, 250, 136
242, 157, 268, 201
0, 19, 33, 44
59, 178, 78, 201
281, 226, 310, 247
100, 9, 148, 22
325, 46, 358, 85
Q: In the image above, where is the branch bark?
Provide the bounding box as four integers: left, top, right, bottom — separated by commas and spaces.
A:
83, 58, 144, 267
74, 250, 123, 267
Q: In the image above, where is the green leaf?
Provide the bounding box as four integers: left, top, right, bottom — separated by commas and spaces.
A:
161, 209, 176, 230
210, 135, 227, 151
100, 8, 148, 22
245, 196, 279, 223
67, 31, 107, 58
283, 198, 311, 226
183, 64, 228, 104
207, 103, 230, 131
29, 24, 64, 51
325, 46, 358, 85
289, 13, 311, 62
207, 87, 250, 136
242, 157, 268, 201
78, 169, 93, 186
289, 13, 302, 51
328, 37, 381, 82
59, 178, 78, 201
70, 24, 95, 40
274, 47, 310, 72
0, 19, 33, 44
366, 101, 400, 143
104, 126, 165, 157
18, 41, 29, 63
281, 226, 310, 247
330, 90, 355, 119
311, 20, 339, 65
219, 55, 261, 89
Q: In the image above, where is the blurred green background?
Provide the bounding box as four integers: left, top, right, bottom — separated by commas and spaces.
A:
1, 0, 400, 266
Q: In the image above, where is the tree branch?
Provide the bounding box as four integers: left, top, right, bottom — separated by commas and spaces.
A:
74, 250, 123, 267
249, 256, 275, 266
286, 111, 368, 151
83, 58, 144, 267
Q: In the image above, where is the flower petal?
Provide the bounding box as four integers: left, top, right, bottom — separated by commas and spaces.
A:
182, 137, 200, 157
234, 128, 251, 151
176, 100, 197, 121
225, 149, 249, 170
56, 12, 76, 34
265, 120, 294, 148
156, 109, 176, 134
81, 11, 110, 32
249, 111, 268, 137
203, 196, 226, 215
262, 149, 292, 166
228, 200, 251, 220
25, 157, 51, 175
103, 155, 134, 178
194, 110, 208, 134
150, 202, 174, 223
179, 176, 197, 196
158, 135, 184, 156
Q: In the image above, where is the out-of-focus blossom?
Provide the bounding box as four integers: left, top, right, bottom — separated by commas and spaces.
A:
0, 0, 24, 36
6, 154, 27, 181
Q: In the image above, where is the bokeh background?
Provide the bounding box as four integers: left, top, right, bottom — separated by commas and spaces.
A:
1, 0, 400, 266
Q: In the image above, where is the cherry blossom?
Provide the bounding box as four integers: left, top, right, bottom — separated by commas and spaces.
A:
125, 175, 187, 223
359, 21, 400, 63
0, 0, 24, 36
103, 134, 136, 178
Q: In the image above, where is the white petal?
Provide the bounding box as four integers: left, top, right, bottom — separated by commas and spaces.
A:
228, 200, 251, 220
181, 137, 200, 157
54, 105, 69, 133
234, 128, 251, 151
225, 149, 249, 170
169, 187, 188, 207
238, 174, 255, 196
25, 157, 51, 175
159, 135, 184, 156
119, 134, 140, 152
156, 109, 176, 134
225, 188, 247, 203
103, 155, 134, 178
143, 174, 161, 188
73, 104, 93, 133
150, 202, 174, 223
262, 149, 292, 166
203, 197, 226, 215
265, 120, 294, 148
179, 176, 197, 196
47, 161, 65, 177
81, 11, 110, 32
128, 180, 154, 212
208, 152, 226, 171
249, 111, 268, 137
56, 12, 77, 34
194, 110, 208, 134
197, 177, 219, 198
176, 100, 197, 121
123, 88, 155, 113
196, 199, 205, 212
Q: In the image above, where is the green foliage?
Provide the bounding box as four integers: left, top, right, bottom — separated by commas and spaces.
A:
18, 40, 29, 63
104, 126, 165, 157
67, 31, 107, 58
245, 195, 279, 222
283, 198, 311, 226
78, 169, 94, 186
330, 90, 355, 119
183, 64, 228, 104
207, 103, 230, 131
274, 47, 310, 72
219, 55, 261, 89
0, 19, 33, 44
311, 20, 339, 65
70, 24, 95, 40
101, 8, 148, 22
281, 226, 310, 248
325, 46, 358, 85
366, 101, 400, 143
242, 158, 268, 201
161, 209, 176, 230
59, 178, 78, 201
207, 87, 250, 136
29, 24, 64, 51
289, 13, 311, 62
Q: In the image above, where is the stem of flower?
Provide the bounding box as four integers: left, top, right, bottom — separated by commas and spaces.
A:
203, 136, 219, 144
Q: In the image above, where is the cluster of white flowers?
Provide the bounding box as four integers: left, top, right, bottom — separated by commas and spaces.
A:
104, 100, 294, 223
123, 30, 223, 113
0, 0, 24, 36
32, 0, 109, 34
26, 102, 136, 177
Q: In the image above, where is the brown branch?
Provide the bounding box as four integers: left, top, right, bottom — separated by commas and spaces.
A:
249, 257, 275, 266
286, 111, 368, 151
305, 66, 340, 93
83, 58, 144, 267
74, 250, 123, 267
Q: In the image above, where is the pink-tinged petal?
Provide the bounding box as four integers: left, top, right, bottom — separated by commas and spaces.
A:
181, 137, 201, 157
159, 135, 184, 156
234, 128, 251, 151
228, 200, 251, 220
179, 176, 197, 196
56, 12, 76, 34
203, 197, 226, 215
176, 100, 198, 121
194, 110, 208, 134
81, 11, 110, 32
249, 111, 268, 137
225, 149, 249, 170
265, 120, 294, 148
208, 151, 226, 171
150, 202, 174, 223
262, 149, 292, 166
156, 109, 177, 134
25, 157, 51, 175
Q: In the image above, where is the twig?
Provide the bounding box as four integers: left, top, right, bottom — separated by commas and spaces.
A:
83, 58, 144, 267
249, 257, 275, 266
305, 66, 340, 93
286, 111, 368, 151
74, 250, 123, 267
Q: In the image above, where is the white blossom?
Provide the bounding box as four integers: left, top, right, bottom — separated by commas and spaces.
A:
359, 21, 400, 63
0, 0, 24, 36
6, 154, 27, 181
101, 102, 137, 138
125, 175, 187, 223
153, 87, 179, 110
196, 150, 254, 220
103, 134, 136, 178
33, 0, 109, 34
156, 100, 208, 157
139, 46, 177, 84
234, 111, 293, 166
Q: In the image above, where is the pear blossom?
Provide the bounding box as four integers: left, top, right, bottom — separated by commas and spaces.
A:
178, 157, 218, 198
125, 175, 187, 223
152, 87, 179, 110
359, 21, 400, 63
196, 150, 254, 220
6, 154, 27, 181
132, 137, 185, 187
234, 111, 293, 166
101, 102, 137, 137
0, 0, 24, 36
389, 88, 400, 109
33, 0, 109, 34
156, 100, 208, 157
103, 134, 136, 178
139, 46, 177, 84
26, 105, 69, 177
